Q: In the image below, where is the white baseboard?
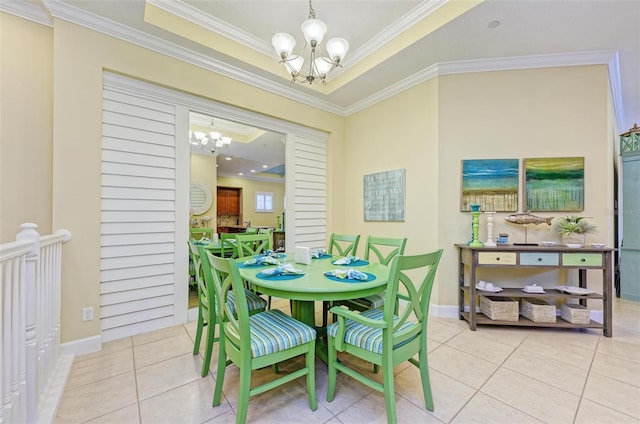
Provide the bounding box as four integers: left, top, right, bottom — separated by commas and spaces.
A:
61, 334, 102, 356
188, 306, 199, 321
37, 353, 74, 424
429, 304, 460, 318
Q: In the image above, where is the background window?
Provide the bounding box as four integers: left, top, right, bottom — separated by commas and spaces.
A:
256, 192, 274, 212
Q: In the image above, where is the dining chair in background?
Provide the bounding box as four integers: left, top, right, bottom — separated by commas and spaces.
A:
207, 254, 317, 424
189, 243, 267, 377
337, 236, 407, 312
323, 233, 361, 326
235, 233, 272, 257
190, 227, 214, 240
327, 233, 361, 257
235, 233, 274, 309
326, 249, 443, 424
219, 233, 239, 259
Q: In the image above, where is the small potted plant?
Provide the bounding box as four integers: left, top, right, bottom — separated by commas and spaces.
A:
554, 215, 597, 246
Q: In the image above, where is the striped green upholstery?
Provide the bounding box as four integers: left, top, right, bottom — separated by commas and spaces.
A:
227, 291, 267, 316
246, 310, 316, 358
327, 308, 415, 355
345, 293, 386, 310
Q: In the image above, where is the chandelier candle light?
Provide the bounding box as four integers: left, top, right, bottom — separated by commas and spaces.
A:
272, 0, 349, 85
484, 211, 497, 247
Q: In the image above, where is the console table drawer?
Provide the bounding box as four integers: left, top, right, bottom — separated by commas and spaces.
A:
478, 252, 517, 265
562, 253, 603, 267
520, 252, 559, 266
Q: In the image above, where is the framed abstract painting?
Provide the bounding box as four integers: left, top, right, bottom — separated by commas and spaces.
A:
363, 169, 405, 221
461, 159, 519, 212
523, 157, 584, 212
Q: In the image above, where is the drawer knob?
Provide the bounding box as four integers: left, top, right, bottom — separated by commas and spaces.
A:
496, 257, 500, 261
581, 258, 586, 262
537, 257, 542, 262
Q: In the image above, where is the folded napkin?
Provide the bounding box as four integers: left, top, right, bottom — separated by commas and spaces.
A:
243, 256, 281, 266
311, 249, 327, 259
260, 263, 304, 276
191, 237, 210, 245
324, 268, 369, 280
332, 255, 361, 265
257, 250, 284, 258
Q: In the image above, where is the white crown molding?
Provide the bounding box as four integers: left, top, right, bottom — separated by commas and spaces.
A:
30, 0, 627, 127
338, 0, 448, 78
147, 0, 274, 58
0, 0, 52, 26
346, 49, 623, 123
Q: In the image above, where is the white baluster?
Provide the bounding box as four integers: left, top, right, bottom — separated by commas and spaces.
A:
16, 223, 39, 424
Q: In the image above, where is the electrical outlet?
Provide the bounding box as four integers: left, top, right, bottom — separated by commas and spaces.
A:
82, 307, 94, 321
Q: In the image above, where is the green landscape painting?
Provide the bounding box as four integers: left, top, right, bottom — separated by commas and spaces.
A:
461, 159, 519, 211
524, 157, 584, 211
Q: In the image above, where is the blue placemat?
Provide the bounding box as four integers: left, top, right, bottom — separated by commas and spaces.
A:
331, 259, 369, 267
238, 262, 270, 268
256, 272, 304, 281
312, 254, 333, 260
325, 272, 376, 283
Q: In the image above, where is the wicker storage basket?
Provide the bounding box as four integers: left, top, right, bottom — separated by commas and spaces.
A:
562, 233, 587, 246
479, 296, 519, 321
561, 303, 590, 324
521, 298, 556, 323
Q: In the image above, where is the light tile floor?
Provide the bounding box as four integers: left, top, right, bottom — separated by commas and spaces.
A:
55, 298, 640, 423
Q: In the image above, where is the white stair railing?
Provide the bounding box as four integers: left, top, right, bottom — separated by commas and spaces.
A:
0, 224, 71, 424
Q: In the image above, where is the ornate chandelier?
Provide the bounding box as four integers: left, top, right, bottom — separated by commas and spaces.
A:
189, 119, 232, 153
271, 0, 349, 85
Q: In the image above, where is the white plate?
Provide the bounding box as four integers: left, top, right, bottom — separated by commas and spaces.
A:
476, 285, 503, 293
590, 243, 606, 248
554, 285, 595, 295
566, 243, 582, 248
541, 241, 557, 247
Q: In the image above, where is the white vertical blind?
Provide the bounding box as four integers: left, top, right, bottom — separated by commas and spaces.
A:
101, 84, 177, 342
287, 135, 327, 249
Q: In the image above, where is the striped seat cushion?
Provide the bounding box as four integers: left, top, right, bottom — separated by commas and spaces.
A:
327, 308, 415, 355
227, 290, 268, 316
248, 310, 316, 358
347, 293, 386, 310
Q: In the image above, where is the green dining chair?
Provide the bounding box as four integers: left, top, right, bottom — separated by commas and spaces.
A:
190, 227, 214, 240
189, 243, 267, 377
337, 236, 407, 312
244, 227, 259, 234
331, 236, 407, 372
219, 233, 239, 259
235, 233, 272, 257
323, 233, 361, 326
235, 233, 274, 309
326, 250, 443, 424
328, 233, 360, 257
207, 253, 317, 424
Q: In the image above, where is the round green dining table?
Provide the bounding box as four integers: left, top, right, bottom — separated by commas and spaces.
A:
237, 253, 389, 361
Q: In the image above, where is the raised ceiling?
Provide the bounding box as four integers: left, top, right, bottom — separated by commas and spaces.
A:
4, 0, 639, 130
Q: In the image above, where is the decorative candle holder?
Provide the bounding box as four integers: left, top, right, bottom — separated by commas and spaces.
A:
468, 205, 484, 247
484, 211, 497, 247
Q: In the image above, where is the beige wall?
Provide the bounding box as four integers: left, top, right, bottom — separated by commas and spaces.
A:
0, 14, 53, 242
344, 65, 614, 308
190, 153, 217, 221
216, 175, 285, 228
437, 66, 613, 306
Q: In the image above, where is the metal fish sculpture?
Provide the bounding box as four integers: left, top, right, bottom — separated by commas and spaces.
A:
505, 213, 553, 226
